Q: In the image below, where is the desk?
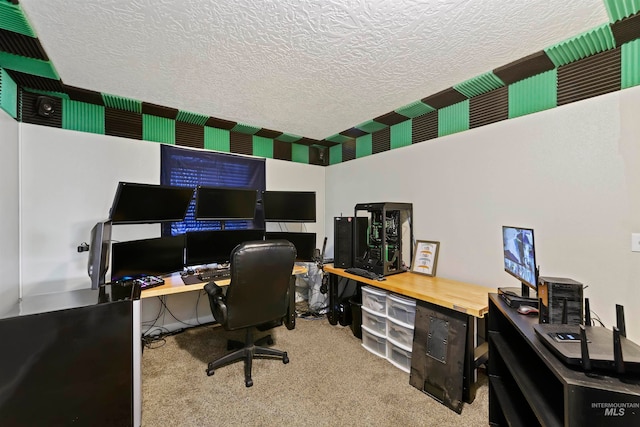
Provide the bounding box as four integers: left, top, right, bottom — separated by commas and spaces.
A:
141, 265, 307, 329
323, 265, 495, 410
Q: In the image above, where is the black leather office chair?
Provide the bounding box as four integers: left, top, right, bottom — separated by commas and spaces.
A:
204, 239, 296, 387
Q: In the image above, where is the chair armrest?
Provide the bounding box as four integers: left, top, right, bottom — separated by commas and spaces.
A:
204, 281, 224, 298
204, 281, 227, 324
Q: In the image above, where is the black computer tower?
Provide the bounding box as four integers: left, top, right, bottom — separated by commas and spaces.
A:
353, 202, 413, 276
538, 276, 583, 325
334, 216, 368, 268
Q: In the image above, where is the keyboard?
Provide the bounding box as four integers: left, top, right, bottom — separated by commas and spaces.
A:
198, 268, 231, 282
344, 267, 383, 281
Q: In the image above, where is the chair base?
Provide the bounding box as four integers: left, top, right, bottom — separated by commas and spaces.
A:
207, 328, 289, 387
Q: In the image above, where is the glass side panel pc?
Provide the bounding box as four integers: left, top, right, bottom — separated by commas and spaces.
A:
265, 232, 316, 262
110, 235, 185, 281
195, 186, 258, 220
502, 225, 538, 296
185, 229, 265, 267
262, 191, 316, 222
109, 182, 194, 224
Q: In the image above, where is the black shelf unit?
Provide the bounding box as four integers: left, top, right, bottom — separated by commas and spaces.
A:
353, 202, 413, 276
488, 294, 640, 426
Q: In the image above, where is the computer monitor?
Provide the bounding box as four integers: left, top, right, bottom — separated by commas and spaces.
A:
195, 186, 258, 220
87, 220, 112, 290
262, 191, 316, 222
185, 229, 265, 266
265, 232, 316, 262
502, 226, 538, 297
110, 235, 185, 281
109, 182, 194, 224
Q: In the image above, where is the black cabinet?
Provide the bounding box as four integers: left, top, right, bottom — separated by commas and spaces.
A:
488, 293, 640, 426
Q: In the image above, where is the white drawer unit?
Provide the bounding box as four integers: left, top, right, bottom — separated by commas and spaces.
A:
386, 293, 416, 327
362, 285, 388, 314
386, 316, 414, 351
387, 340, 412, 373
361, 306, 387, 336
361, 326, 387, 358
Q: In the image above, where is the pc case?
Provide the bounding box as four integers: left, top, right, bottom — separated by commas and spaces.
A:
353, 202, 413, 276
538, 276, 583, 325
334, 216, 368, 268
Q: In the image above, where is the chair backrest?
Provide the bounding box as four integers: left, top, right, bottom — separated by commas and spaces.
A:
223, 239, 296, 330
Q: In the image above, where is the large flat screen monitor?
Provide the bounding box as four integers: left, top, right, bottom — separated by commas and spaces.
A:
502, 226, 537, 296
265, 232, 316, 262
111, 235, 185, 280
109, 182, 194, 224
185, 229, 265, 266
195, 186, 258, 220
262, 191, 316, 222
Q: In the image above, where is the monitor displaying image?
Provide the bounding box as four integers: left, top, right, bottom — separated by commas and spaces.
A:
502, 226, 537, 291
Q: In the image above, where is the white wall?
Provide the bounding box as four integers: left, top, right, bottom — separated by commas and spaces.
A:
325, 86, 640, 342
17, 125, 326, 331
0, 108, 20, 314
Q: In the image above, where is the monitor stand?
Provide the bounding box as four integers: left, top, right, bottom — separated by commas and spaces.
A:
498, 283, 539, 309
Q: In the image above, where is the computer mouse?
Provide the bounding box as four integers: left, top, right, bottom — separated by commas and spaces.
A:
517, 305, 539, 315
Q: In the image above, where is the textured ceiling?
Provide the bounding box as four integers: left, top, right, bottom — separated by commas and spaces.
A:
18, 0, 609, 141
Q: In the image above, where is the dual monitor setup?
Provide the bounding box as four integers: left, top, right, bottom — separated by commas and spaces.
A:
500, 225, 640, 379
88, 182, 317, 290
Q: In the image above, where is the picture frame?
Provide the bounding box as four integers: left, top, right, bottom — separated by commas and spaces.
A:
411, 240, 440, 276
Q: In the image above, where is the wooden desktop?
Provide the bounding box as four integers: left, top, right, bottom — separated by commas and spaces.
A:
323, 264, 495, 410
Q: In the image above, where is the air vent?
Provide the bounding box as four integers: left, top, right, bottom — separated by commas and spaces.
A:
105, 108, 142, 140
230, 131, 253, 156
176, 121, 204, 149
412, 111, 438, 144
557, 48, 621, 106
273, 139, 292, 161
470, 87, 508, 129
372, 127, 390, 154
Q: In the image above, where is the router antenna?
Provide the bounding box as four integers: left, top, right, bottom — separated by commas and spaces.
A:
613, 326, 625, 375
584, 298, 591, 326
616, 304, 626, 337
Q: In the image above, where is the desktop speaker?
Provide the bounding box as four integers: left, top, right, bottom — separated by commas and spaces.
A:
538, 276, 583, 325
334, 217, 368, 268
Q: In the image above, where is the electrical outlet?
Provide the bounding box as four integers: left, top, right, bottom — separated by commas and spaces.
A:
632, 233, 640, 252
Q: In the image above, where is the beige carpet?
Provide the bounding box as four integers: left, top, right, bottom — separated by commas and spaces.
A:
141, 317, 488, 426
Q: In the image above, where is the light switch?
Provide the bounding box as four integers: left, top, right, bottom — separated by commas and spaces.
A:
632, 233, 640, 252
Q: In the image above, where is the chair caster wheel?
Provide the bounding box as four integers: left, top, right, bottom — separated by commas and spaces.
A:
266, 337, 274, 345
206, 369, 214, 377
245, 379, 253, 387
283, 353, 289, 364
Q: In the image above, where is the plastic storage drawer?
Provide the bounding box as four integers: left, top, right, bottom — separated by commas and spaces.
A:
361, 326, 387, 358
361, 306, 387, 336
362, 285, 388, 314
386, 293, 416, 327
386, 317, 414, 350
387, 341, 412, 373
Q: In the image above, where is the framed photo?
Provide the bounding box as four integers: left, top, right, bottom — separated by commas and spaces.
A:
411, 240, 440, 276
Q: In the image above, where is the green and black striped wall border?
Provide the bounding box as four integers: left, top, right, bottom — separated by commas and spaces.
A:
1, 0, 640, 166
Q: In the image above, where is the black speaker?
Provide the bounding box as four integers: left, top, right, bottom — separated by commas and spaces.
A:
538, 276, 583, 325
334, 216, 367, 268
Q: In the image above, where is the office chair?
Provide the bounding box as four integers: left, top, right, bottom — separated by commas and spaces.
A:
204, 239, 296, 387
